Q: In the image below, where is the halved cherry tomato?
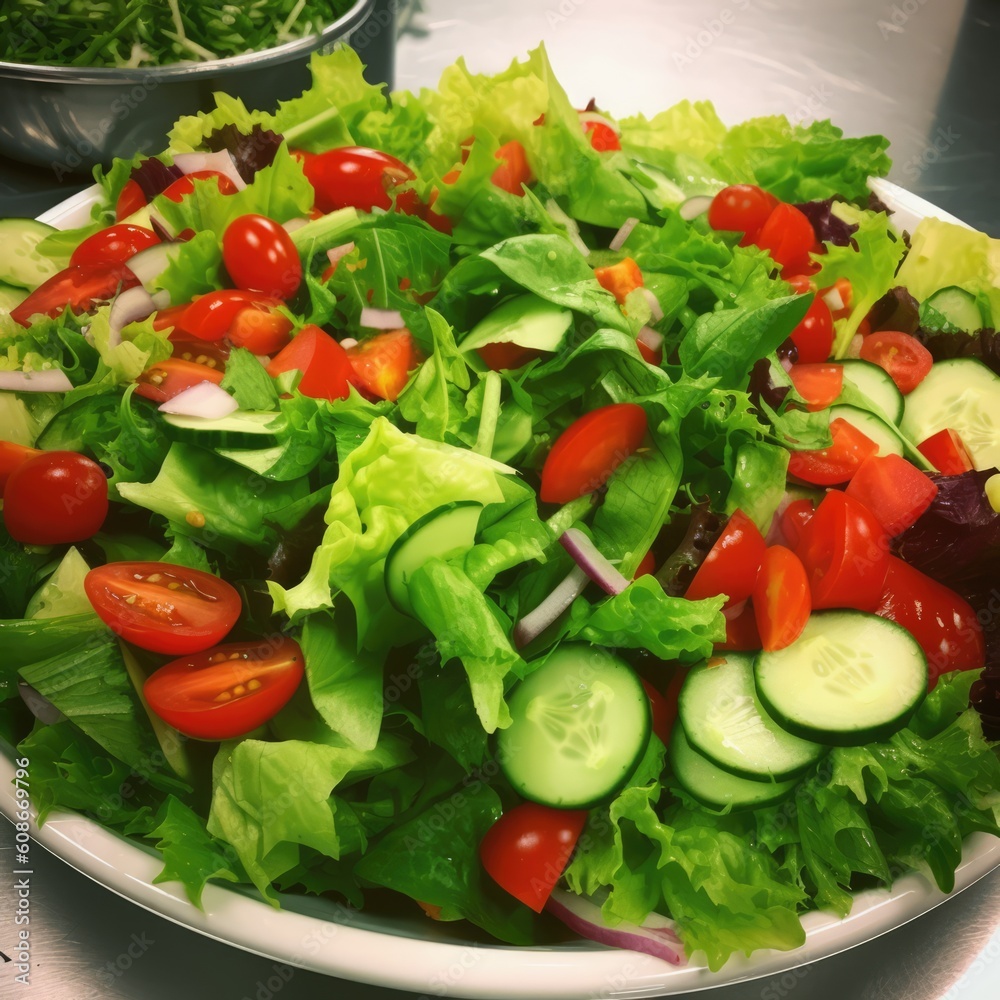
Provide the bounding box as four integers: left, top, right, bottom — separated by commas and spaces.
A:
492, 141, 532, 196
635, 549, 656, 578
583, 120, 621, 151
795, 490, 889, 611
752, 203, 815, 272
178, 289, 279, 342
845, 454, 938, 537
70, 224, 160, 268
539, 403, 647, 504
134, 357, 225, 404
152, 303, 191, 332
222, 214, 302, 299
115, 178, 147, 221
876, 557, 985, 686
917, 428, 975, 475
301, 146, 415, 213
593, 257, 643, 305
477, 342, 543, 371
684, 509, 766, 608
778, 498, 815, 549
641, 670, 683, 745
10, 264, 136, 327
707, 184, 775, 239
788, 297, 834, 363
859, 331, 933, 394
0, 441, 40, 497
718, 601, 762, 651
267, 324, 354, 401
785, 273, 815, 295
84, 561, 241, 655
787, 417, 879, 486
227, 306, 294, 355
346, 329, 422, 402
479, 802, 587, 912
4, 450, 108, 544
168, 332, 230, 369
161, 169, 238, 203
752, 546, 810, 651
144, 637, 304, 740
788, 363, 843, 411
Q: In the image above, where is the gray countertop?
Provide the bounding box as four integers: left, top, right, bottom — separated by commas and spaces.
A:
2, 1, 1000, 997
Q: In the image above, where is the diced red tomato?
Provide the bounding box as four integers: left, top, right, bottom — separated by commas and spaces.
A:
0, 441, 41, 497
794, 490, 889, 611
479, 803, 587, 912
134, 357, 225, 404
10, 264, 136, 327
477, 342, 543, 371
845, 454, 939, 537
684, 509, 766, 608
267, 325, 354, 401
161, 170, 238, 203
635, 549, 656, 578
594, 257, 643, 305
917, 428, 975, 475
707, 184, 776, 239
752, 546, 811, 651
641, 670, 684, 745
636, 337, 663, 365
583, 120, 621, 151
227, 306, 294, 356
787, 417, 879, 486
778, 498, 815, 549
115, 178, 147, 221
822, 277, 853, 320
859, 331, 933, 395
346, 329, 422, 402
539, 403, 648, 504
785, 273, 816, 295
752, 203, 816, 272
717, 601, 762, 651
178, 289, 280, 342
492, 141, 532, 195
788, 297, 834, 363
70, 224, 160, 268
876, 557, 985, 686
788, 363, 843, 411
300, 146, 416, 213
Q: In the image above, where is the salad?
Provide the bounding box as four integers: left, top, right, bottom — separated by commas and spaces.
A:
1, 44, 999, 976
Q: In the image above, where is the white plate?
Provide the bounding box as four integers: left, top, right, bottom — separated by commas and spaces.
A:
2, 179, 997, 999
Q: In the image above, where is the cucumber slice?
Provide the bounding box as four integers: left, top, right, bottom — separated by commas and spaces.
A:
384, 501, 484, 616
900, 358, 1000, 472
498, 644, 651, 809
839, 360, 904, 425
0, 217, 59, 290
669, 726, 797, 811
0, 280, 25, 316
679, 653, 825, 781
923, 286, 982, 333
755, 610, 927, 746
828, 404, 904, 458
460, 294, 573, 354
160, 410, 281, 449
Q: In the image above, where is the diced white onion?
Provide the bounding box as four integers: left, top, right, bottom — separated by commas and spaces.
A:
637, 325, 664, 353
0, 369, 73, 393
641, 287, 664, 322
360, 307, 405, 330
326, 241, 356, 267
678, 194, 715, 221
609, 216, 639, 252
822, 286, 846, 313
847, 333, 865, 358
545, 198, 590, 257
577, 110, 622, 136
158, 381, 238, 419
171, 150, 246, 191
512, 566, 589, 648
340, 337, 359, 349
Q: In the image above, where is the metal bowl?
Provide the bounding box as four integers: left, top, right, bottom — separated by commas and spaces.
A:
0, 0, 378, 177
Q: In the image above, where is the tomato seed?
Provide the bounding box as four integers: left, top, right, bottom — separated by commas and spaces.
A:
146, 573, 162, 583
167, 582, 181, 590
124, 594, 137, 604
215, 691, 232, 702
229, 652, 240, 660
247, 679, 262, 691
185, 511, 206, 528
232, 684, 246, 696
209, 652, 228, 663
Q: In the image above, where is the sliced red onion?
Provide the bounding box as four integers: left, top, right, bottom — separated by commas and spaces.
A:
822, 286, 846, 313
0, 369, 73, 393
149, 210, 177, 243
282, 217, 309, 234
513, 566, 589, 649
637, 325, 664, 353
340, 337, 359, 349
559, 528, 631, 596
19, 681, 65, 725
360, 306, 404, 330
640, 288, 664, 322
779, 354, 794, 373
326, 241, 356, 267
108, 285, 157, 348
546, 889, 686, 966
171, 150, 246, 191
609, 216, 639, 252
577, 111, 622, 136
127, 243, 176, 289
158, 381, 238, 419
679, 194, 715, 221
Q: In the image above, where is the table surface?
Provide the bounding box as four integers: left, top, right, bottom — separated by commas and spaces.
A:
2, 1, 1000, 998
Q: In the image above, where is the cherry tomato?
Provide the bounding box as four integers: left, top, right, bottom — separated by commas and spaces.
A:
301, 146, 415, 213
4, 450, 108, 545
152, 303, 191, 332
115, 178, 147, 221
717, 600, 762, 651
917, 428, 975, 475
492, 141, 533, 196
539, 403, 648, 504
859, 331, 933, 394
593, 257, 643, 305
788, 297, 834, 363
753, 203, 816, 272
785, 273, 815, 295
845, 454, 938, 537
583, 120, 621, 151
479, 802, 587, 912
134, 357, 225, 404
222, 214, 302, 299
346, 329, 421, 402
10, 264, 136, 327
70, 224, 160, 269
641, 672, 683, 745
267, 324, 354, 402
752, 546, 810, 651
635, 549, 656, 577
0, 441, 40, 497
168, 332, 230, 369
787, 417, 879, 486
637, 337, 663, 365
788, 363, 843, 411
778, 498, 815, 549
823, 277, 853, 320
795, 490, 889, 611
227, 306, 294, 355
161, 170, 238, 203
476, 342, 543, 371
84, 561, 241, 655
684, 509, 766, 608
876, 556, 985, 687
178, 289, 279, 342
144, 637, 305, 740
707, 184, 775, 238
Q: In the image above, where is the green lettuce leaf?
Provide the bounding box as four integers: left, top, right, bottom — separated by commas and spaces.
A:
220, 348, 279, 411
